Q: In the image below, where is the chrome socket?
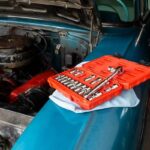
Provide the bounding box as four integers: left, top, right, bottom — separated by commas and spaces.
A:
70, 83, 82, 90
69, 81, 80, 87
67, 81, 78, 87
74, 87, 83, 92
108, 66, 116, 73
70, 69, 77, 74
84, 75, 96, 82
70, 69, 84, 76
79, 87, 91, 95
55, 75, 65, 80
88, 92, 102, 101
60, 77, 71, 84
74, 71, 84, 76
57, 76, 68, 82
111, 84, 118, 89
67, 81, 79, 89
63, 79, 74, 85
105, 87, 112, 92
105, 84, 119, 92
90, 78, 102, 85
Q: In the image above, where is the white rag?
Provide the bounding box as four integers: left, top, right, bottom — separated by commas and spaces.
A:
49, 62, 140, 113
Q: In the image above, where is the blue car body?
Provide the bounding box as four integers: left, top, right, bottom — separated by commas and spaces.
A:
12, 24, 150, 150
6, 0, 150, 150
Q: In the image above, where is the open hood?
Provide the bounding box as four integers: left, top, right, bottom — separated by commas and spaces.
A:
14, 0, 94, 9
0, 0, 99, 29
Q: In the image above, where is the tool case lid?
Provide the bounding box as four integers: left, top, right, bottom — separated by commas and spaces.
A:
83, 55, 150, 89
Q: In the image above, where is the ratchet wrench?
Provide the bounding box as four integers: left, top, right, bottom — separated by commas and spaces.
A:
84, 66, 123, 99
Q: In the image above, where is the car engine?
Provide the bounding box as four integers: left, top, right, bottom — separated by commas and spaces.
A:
0, 28, 50, 115
0, 26, 89, 115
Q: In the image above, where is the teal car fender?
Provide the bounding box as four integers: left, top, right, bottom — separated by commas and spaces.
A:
12, 24, 150, 150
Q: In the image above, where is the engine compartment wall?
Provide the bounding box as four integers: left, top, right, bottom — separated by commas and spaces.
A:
0, 24, 89, 114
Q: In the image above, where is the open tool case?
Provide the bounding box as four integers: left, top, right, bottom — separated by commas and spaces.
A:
48, 55, 150, 110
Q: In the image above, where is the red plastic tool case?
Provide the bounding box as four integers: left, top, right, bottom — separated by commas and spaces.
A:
48, 55, 150, 110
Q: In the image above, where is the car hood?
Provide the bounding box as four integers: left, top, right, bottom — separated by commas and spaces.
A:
0, 0, 98, 29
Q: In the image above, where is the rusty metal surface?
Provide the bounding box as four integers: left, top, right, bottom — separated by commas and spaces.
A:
0, 34, 35, 68
0, 0, 97, 29
0, 35, 32, 51
0, 108, 33, 149
0, 0, 92, 9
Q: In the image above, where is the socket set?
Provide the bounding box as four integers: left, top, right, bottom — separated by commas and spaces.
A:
48, 55, 150, 110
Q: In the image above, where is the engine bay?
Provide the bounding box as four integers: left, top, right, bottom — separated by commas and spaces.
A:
0, 26, 89, 116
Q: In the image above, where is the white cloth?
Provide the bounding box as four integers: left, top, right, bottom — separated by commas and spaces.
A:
50, 89, 139, 113
49, 62, 140, 113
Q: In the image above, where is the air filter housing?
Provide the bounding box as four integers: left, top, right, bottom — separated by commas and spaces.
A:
0, 35, 35, 68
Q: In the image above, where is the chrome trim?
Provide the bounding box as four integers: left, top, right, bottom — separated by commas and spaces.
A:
16, 0, 93, 9
0, 6, 14, 10
0, 13, 90, 29
102, 22, 138, 28
0, 16, 91, 34
21, 6, 47, 13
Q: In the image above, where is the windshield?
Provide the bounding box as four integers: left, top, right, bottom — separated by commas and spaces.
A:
96, 0, 135, 22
